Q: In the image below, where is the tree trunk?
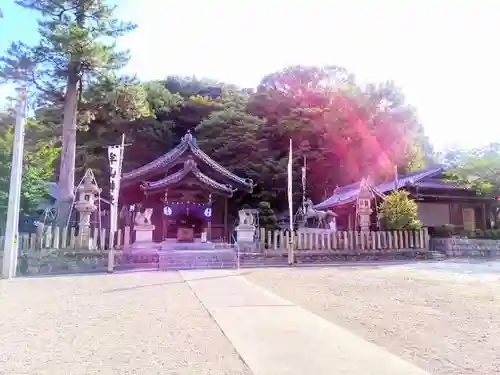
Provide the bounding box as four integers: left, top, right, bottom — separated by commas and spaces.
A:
56, 69, 79, 226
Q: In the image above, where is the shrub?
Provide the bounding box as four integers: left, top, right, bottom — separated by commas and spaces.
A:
455, 229, 500, 239
257, 201, 278, 230
378, 190, 422, 230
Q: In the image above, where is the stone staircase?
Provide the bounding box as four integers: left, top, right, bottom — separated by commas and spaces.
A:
157, 240, 238, 270
158, 249, 237, 270
431, 251, 447, 260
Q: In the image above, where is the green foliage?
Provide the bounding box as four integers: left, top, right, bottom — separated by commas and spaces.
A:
0, 114, 59, 217
378, 190, 422, 230
444, 143, 500, 196
80, 75, 152, 124
468, 229, 500, 239
196, 108, 266, 179
257, 201, 278, 230
143, 82, 184, 114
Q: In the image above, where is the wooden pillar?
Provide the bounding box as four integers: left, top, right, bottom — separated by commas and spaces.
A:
482, 203, 488, 230
207, 192, 212, 241
224, 196, 228, 242
163, 190, 168, 240
348, 212, 353, 231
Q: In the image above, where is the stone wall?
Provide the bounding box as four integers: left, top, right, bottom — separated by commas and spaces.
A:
0, 250, 110, 276
431, 238, 500, 257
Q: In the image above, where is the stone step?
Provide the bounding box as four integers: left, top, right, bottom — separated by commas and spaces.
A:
431, 251, 447, 260
159, 250, 237, 271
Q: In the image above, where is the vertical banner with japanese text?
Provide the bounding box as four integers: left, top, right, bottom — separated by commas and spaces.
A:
108, 145, 123, 234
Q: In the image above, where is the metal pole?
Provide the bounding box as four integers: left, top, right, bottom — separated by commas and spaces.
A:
2, 89, 27, 279
394, 165, 399, 191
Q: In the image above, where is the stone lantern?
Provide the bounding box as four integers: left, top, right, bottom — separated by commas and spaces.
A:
357, 178, 373, 232
74, 173, 101, 249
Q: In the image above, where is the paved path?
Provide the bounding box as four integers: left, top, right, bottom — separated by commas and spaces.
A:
181, 270, 430, 375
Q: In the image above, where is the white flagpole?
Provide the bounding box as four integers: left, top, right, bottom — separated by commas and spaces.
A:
394, 165, 399, 191
301, 155, 307, 213
2, 88, 27, 279
287, 139, 294, 265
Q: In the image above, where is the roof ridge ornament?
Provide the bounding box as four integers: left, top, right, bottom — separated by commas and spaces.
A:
181, 130, 197, 146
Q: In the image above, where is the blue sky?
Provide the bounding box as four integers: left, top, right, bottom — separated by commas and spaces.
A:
1, 0, 499, 151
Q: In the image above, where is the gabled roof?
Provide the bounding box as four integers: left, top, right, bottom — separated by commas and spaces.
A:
315, 165, 446, 209
121, 131, 253, 192
140, 157, 236, 196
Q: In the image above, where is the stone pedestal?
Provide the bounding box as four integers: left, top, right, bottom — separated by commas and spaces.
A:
359, 213, 371, 232
134, 224, 155, 244
236, 225, 256, 243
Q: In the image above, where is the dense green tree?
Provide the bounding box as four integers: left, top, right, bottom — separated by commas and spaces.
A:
0, 112, 59, 219
444, 143, 500, 196
0, 0, 135, 224
257, 201, 278, 231
75, 77, 181, 190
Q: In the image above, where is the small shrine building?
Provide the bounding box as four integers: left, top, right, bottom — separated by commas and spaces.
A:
119, 132, 253, 242
315, 165, 498, 232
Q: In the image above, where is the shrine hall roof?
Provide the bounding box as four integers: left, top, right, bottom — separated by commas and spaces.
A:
140, 157, 236, 196
121, 132, 253, 192
315, 165, 453, 209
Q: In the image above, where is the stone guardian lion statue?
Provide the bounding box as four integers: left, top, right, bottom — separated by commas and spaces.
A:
134, 208, 153, 226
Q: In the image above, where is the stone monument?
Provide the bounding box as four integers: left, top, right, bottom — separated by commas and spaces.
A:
133, 208, 155, 245
74, 172, 101, 249
235, 209, 256, 243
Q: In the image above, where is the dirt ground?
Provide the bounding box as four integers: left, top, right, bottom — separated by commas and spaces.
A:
0, 272, 251, 375
245, 265, 500, 375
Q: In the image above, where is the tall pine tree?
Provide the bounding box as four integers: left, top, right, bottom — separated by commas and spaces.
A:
0, 0, 135, 224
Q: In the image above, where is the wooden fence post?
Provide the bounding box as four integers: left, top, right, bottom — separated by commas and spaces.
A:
423, 227, 429, 250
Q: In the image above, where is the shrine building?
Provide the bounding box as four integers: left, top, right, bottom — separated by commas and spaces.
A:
119, 132, 253, 243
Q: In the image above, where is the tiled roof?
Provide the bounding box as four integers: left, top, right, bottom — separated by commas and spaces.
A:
314, 165, 446, 209
122, 132, 253, 192
140, 157, 236, 196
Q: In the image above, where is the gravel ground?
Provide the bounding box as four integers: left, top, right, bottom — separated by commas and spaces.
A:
245, 266, 500, 375
0, 272, 252, 375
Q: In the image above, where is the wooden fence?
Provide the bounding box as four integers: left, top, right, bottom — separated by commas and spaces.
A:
0, 225, 430, 254
0, 225, 133, 252
259, 228, 430, 253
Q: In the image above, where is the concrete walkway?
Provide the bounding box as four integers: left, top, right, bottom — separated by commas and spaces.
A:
181, 270, 430, 375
